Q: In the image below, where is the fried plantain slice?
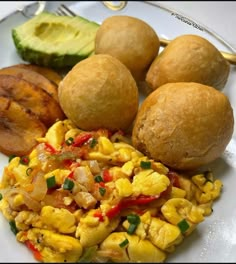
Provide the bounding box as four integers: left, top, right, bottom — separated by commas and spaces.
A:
0, 66, 59, 102
0, 96, 47, 156
0, 75, 65, 127
13, 63, 63, 86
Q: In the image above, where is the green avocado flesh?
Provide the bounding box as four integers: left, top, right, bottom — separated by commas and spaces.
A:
12, 12, 100, 68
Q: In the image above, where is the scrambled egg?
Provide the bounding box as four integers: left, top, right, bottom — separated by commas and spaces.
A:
0, 119, 223, 263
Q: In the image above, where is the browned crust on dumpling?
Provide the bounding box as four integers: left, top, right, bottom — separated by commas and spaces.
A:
132, 82, 234, 170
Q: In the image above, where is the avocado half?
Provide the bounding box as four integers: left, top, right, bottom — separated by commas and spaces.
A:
12, 12, 100, 68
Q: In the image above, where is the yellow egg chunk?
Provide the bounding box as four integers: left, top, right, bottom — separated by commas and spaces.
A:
40, 206, 76, 234
45, 120, 68, 150
17, 228, 83, 262
76, 209, 120, 247
115, 178, 133, 197
99, 232, 166, 263
132, 170, 170, 196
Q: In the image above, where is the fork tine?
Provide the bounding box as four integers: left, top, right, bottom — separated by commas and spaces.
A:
55, 9, 66, 16
57, 4, 77, 16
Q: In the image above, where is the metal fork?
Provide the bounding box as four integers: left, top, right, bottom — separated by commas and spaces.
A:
55, 4, 236, 65
55, 4, 77, 16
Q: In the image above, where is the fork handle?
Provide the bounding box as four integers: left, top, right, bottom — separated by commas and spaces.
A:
160, 38, 236, 65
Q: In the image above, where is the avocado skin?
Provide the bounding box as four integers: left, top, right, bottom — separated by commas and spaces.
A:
12, 12, 99, 68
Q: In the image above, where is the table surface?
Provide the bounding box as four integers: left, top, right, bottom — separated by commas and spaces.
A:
0, 1, 236, 49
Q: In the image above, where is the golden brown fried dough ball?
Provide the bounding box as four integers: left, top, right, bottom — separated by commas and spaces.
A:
132, 82, 234, 171
58, 54, 139, 132
146, 34, 230, 91
95, 15, 160, 81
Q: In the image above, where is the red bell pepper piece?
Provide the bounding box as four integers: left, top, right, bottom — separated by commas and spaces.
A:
67, 171, 75, 180
72, 133, 92, 147
25, 240, 42, 261
159, 171, 181, 198
106, 195, 159, 219
93, 210, 104, 222
160, 183, 172, 198
121, 195, 159, 208
103, 169, 113, 182
167, 171, 181, 188
99, 181, 105, 187
44, 142, 58, 154
106, 204, 122, 219
63, 159, 74, 168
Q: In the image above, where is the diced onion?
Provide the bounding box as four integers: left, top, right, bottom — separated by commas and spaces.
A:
30, 172, 47, 201
4, 189, 41, 212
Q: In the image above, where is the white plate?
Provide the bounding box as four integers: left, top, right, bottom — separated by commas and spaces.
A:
0, 1, 236, 262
